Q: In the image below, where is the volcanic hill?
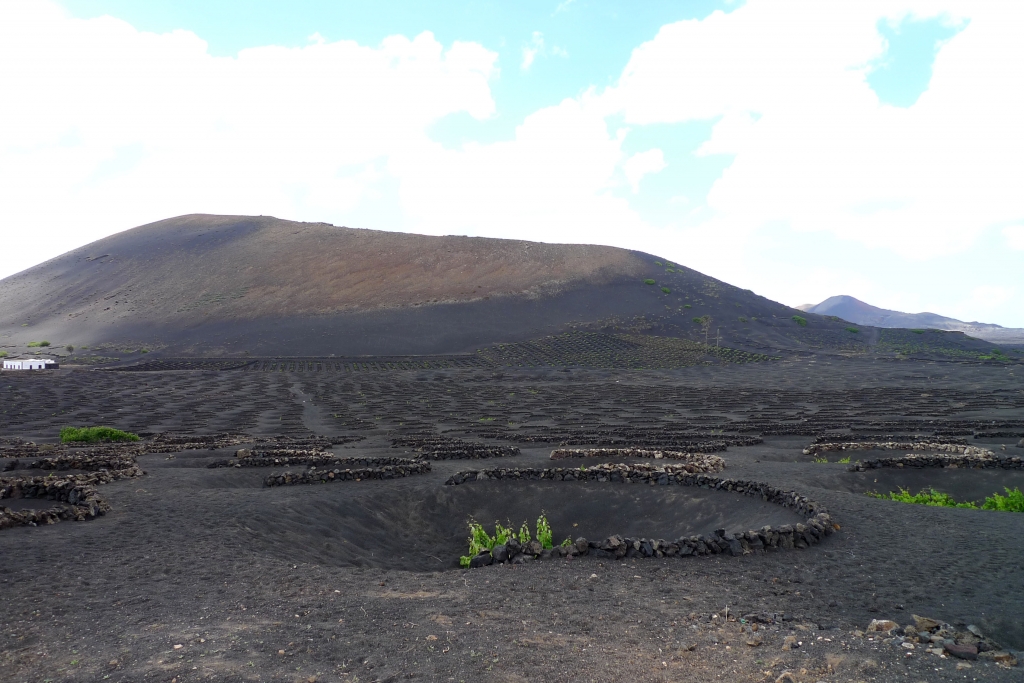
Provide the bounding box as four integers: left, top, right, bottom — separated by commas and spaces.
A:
0, 215, 1000, 361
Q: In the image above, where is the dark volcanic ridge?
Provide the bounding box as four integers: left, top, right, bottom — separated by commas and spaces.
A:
2, 214, 1009, 364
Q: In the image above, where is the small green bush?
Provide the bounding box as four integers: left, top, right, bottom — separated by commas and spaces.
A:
0, 351, 7, 358
60, 426, 140, 444
65, 345, 74, 353
654, 261, 662, 266
868, 487, 976, 508
683, 304, 692, 309
643, 279, 656, 285
911, 329, 925, 334
791, 316, 807, 327
845, 327, 859, 334
982, 487, 1024, 512
27, 341, 51, 347
536, 514, 553, 549
460, 514, 562, 567
739, 316, 748, 323
661, 287, 671, 294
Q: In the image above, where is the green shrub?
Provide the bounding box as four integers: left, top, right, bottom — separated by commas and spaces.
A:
59, 426, 140, 444
661, 287, 671, 294
791, 316, 807, 327
982, 487, 1024, 512
837, 456, 851, 464
65, 345, 74, 353
683, 304, 692, 309
845, 327, 859, 334
867, 487, 976, 508
0, 351, 7, 358
459, 514, 560, 567
911, 329, 925, 334
654, 261, 662, 266
536, 514, 553, 549
739, 316, 748, 323
643, 279, 656, 285
27, 341, 51, 347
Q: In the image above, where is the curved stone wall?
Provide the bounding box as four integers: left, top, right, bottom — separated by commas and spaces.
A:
445, 463, 836, 567
549, 448, 725, 471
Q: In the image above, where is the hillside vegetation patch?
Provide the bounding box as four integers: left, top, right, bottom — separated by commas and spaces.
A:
868, 486, 1024, 512
60, 426, 140, 444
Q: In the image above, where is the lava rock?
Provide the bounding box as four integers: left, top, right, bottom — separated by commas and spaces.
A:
944, 642, 978, 660
491, 544, 508, 563
469, 551, 493, 569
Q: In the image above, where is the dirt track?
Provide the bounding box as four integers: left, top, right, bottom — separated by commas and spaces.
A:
1, 357, 1023, 682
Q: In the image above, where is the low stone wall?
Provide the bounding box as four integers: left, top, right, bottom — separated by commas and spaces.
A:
391, 436, 520, 460
144, 432, 251, 453
811, 434, 968, 445
213, 453, 419, 469
0, 476, 113, 529
253, 435, 363, 449
549, 448, 725, 472
264, 459, 430, 486
849, 453, 1023, 471
5, 453, 140, 472
558, 436, 763, 450
803, 441, 995, 457
448, 465, 836, 568
0, 451, 144, 530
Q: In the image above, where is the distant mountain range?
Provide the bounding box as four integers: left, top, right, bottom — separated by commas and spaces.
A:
798, 295, 1024, 345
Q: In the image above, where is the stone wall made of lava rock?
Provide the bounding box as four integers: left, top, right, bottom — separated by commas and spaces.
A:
803, 441, 995, 457
143, 432, 251, 453
446, 463, 835, 567
2, 453, 140, 473
557, 440, 732, 453
549, 449, 725, 471
391, 435, 520, 459
0, 477, 112, 530
811, 434, 968, 445
848, 452, 1023, 471
213, 453, 421, 469
263, 460, 431, 486
0, 454, 144, 530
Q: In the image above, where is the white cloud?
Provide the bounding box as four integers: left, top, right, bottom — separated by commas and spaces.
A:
0, 0, 497, 276
554, 0, 577, 14
391, 96, 650, 246
604, 0, 1024, 260
521, 32, 544, 70
623, 149, 666, 194
1005, 226, 1024, 250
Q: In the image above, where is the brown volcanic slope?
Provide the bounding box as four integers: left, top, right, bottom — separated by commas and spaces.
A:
0, 214, 1000, 358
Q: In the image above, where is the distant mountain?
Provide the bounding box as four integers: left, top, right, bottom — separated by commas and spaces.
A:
801, 295, 1024, 345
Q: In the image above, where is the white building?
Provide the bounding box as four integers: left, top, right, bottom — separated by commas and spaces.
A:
2, 359, 59, 370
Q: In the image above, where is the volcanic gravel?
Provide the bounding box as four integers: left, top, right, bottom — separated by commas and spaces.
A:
1, 357, 1022, 682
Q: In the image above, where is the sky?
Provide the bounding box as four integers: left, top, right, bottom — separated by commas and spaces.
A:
2, 0, 1023, 327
